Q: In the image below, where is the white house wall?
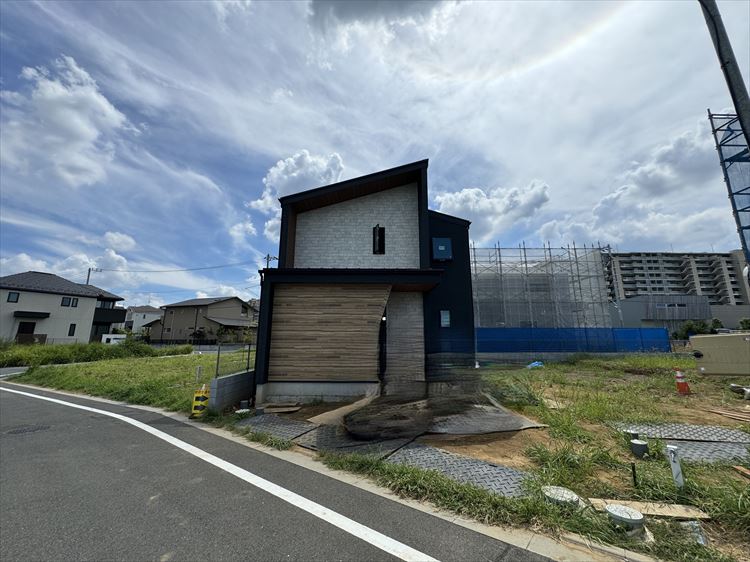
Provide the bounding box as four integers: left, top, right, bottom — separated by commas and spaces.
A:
293, 183, 420, 268
0, 289, 96, 344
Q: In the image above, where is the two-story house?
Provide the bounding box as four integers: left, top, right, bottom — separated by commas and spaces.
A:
120, 305, 163, 334
149, 296, 257, 344
254, 159, 475, 403
0, 271, 126, 343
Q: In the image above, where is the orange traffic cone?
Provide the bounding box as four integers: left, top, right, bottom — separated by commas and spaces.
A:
675, 369, 690, 395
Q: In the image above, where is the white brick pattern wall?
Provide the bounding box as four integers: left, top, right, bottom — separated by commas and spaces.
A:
293, 183, 420, 268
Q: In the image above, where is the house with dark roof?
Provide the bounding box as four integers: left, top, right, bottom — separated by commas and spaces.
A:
254, 159, 475, 403
0, 271, 126, 344
149, 296, 258, 344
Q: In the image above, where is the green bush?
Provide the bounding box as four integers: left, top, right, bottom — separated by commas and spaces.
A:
0, 341, 192, 367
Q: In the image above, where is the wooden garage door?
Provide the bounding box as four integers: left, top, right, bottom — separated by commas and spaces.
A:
268, 284, 391, 381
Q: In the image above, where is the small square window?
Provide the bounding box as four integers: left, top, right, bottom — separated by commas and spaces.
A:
71, 298, 78, 308
373, 225, 385, 254
61, 297, 71, 307
432, 238, 453, 261
440, 310, 451, 328
68, 323, 76, 337
165, 327, 171, 333
7, 292, 19, 303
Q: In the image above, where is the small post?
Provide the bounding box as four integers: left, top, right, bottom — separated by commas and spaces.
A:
631, 462, 638, 487
666, 445, 685, 488
195, 365, 202, 384
246, 343, 251, 372
215, 343, 221, 379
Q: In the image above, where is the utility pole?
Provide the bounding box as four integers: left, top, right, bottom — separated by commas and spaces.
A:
265, 254, 278, 269
699, 0, 750, 143
86, 267, 102, 284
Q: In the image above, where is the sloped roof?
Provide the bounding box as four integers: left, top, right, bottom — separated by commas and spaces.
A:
279, 159, 428, 213
164, 296, 239, 308
0, 271, 123, 300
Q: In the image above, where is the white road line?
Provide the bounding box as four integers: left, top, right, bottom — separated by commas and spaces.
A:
1, 386, 439, 562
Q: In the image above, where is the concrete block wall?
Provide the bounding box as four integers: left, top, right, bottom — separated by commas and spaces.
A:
209, 371, 254, 412
293, 183, 420, 268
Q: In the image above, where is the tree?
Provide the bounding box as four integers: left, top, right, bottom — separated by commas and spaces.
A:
739, 318, 750, 330
672, 320, 712, 340
710, 318, 723, 332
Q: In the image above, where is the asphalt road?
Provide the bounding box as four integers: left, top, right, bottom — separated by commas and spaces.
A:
0, 385, 550, 562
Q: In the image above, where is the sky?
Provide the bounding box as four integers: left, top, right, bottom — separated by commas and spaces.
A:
1, 0, 749, 307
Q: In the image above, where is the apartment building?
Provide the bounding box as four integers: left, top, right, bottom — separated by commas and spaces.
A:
607, 250, 749, 306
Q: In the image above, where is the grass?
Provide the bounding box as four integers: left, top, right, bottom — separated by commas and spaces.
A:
0, 340, 193, 367
477, 353, 750, 560
10, 351, 253, 413
321, 452, 736, 562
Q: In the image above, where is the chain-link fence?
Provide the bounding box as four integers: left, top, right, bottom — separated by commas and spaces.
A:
215, 343, 254, 377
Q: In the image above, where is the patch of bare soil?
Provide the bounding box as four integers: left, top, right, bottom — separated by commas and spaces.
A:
420, 428, 553, 470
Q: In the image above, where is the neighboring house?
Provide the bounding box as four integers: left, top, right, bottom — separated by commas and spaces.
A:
149, 297, 257, 344
254, 159, 475, 403
122, 305, 163, 333
0, 271, 126, 344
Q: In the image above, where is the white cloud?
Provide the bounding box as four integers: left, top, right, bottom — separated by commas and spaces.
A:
228, 219, 257, 246
249, 150, 344, 242
211, 0, 252, 29
0, 253, 49, 275
195, 284, 256, 301
435, 180, 550, 243
103, 231, 136, 251
535, 120, 736, 251
0, 55, 130, 187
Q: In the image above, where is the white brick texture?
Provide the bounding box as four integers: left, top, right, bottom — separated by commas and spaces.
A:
293, 183, 420, 268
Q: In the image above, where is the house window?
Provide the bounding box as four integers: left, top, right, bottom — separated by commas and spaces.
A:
432, 238, 453, 261
165, 327, 171, 333
68, 324, 76, 337
96, 300, 114, 309
143, 314, 146, 319
373, 224, 385, 254
7, 292, 19, 303
71, 298, 78, 307
61, 297, 71, 307
440, 310, 451, 328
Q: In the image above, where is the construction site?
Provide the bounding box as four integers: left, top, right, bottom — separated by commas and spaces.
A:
470, 243, 612, 329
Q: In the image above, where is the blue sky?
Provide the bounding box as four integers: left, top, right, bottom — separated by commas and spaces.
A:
1, 0, 749, 306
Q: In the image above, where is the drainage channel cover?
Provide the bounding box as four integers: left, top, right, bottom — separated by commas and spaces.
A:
614, 422, 750, 444
5, 424, 51, 435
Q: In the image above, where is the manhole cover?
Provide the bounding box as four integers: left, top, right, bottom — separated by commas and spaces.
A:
5, 424, 50, 435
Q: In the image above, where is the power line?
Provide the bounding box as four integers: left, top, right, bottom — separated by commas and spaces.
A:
97, 259, 258, 273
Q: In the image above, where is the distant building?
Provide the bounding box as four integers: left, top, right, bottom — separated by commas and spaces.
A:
121, 305, 163, 334
606, 250, 750, 329
0, 271, 125, 343
607, 250, 749, 305
149, 297, 257, 344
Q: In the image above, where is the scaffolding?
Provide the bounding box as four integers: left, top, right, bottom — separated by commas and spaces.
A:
471, 243, 612, 329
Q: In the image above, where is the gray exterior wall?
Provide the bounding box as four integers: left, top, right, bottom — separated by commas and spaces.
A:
385, 292, 425, 383
293, 183, 420, 268
610, 294, 712, 332
0, 289, 96, 344
710, 304, 750, 329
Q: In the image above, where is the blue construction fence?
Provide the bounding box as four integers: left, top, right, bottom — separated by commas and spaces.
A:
476, 327, 671, 353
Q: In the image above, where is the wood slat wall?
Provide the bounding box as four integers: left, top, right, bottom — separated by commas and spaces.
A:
268, 284, 391, 381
